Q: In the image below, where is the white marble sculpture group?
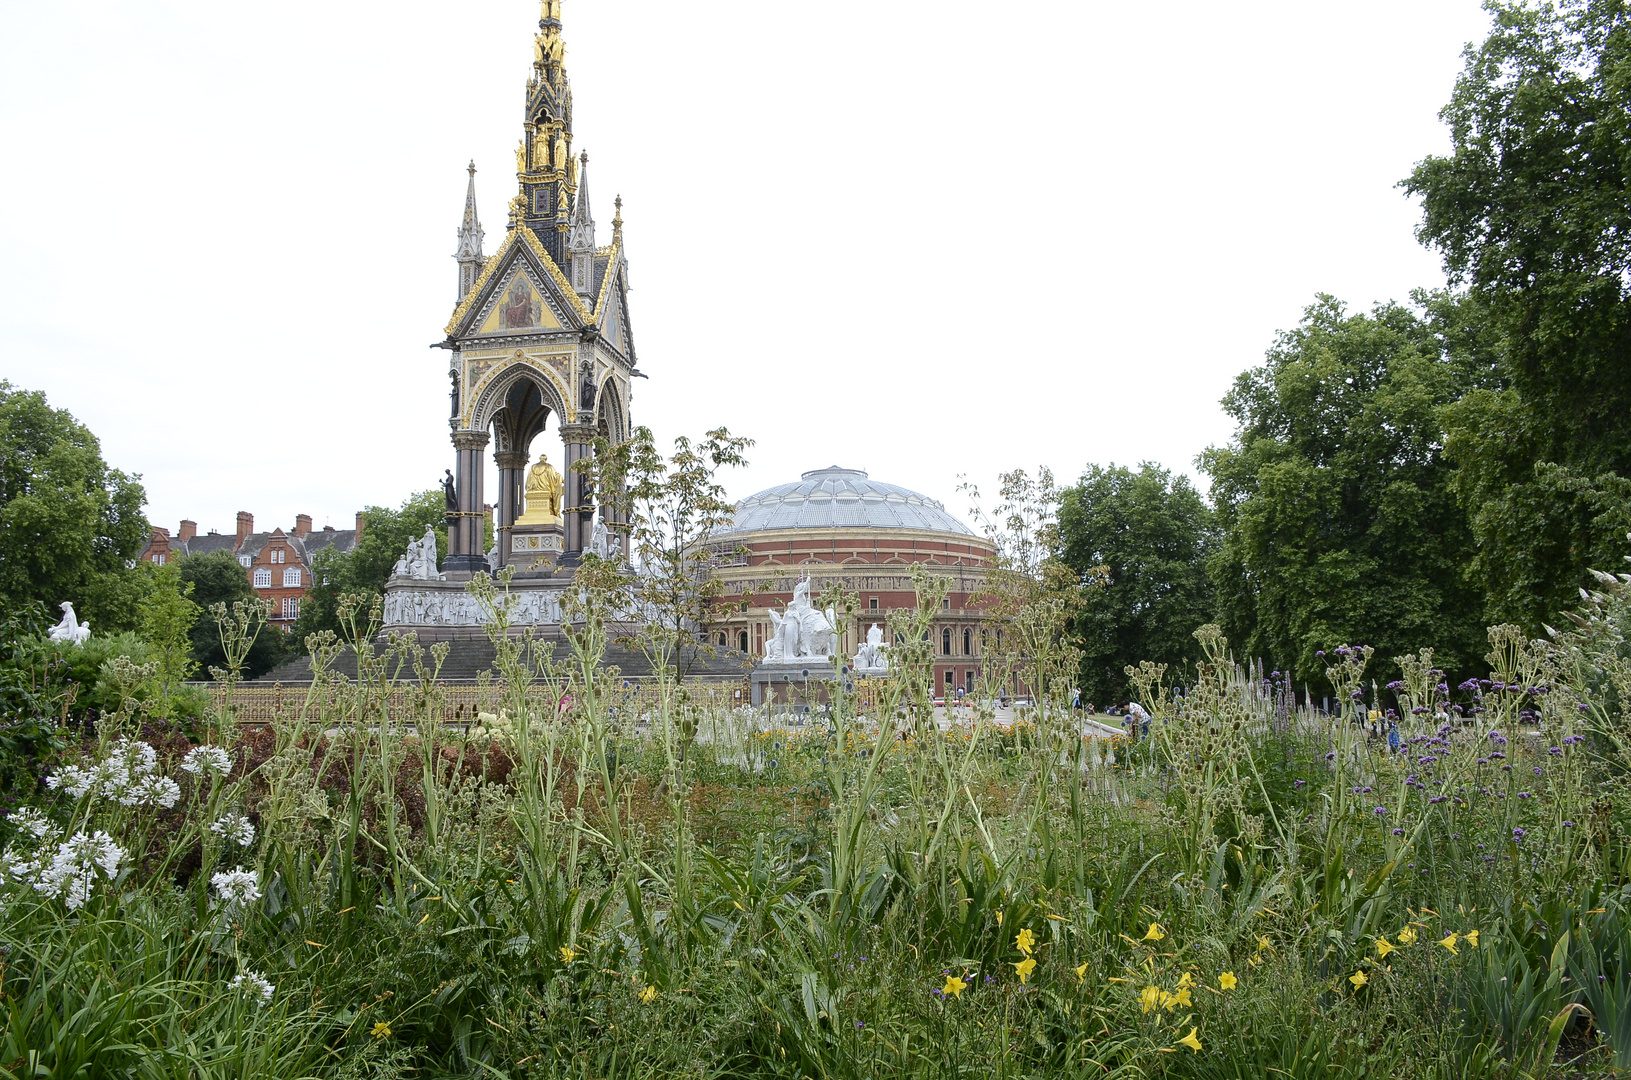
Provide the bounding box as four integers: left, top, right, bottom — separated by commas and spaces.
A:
382, 585, 563, 629
851, 623, 890, 673
48, 601, 90, 646
764, 575, 838, 662
392, 526, 444, 581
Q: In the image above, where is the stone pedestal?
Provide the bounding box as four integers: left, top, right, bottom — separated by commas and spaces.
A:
509, 522, 565, 575
382, 575, 568, 637
750, 657, 839, 706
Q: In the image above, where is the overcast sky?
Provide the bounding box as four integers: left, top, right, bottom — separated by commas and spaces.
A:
0, 0, 1492, 539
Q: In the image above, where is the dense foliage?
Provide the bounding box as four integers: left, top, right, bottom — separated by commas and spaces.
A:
1057, 463, 1217, 705
1201, 297, 1488, 689
291, 490, 448, 642
0, 382, 149, 633
179, 550, 289, 679
1406, 0, 1631, 628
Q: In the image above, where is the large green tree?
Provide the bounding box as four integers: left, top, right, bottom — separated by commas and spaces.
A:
0, 382, 149, 632
1405, 0, 1631, 628
1057, 463, 1217, 705
177, 549, 288, 679
290, 491, 448, 642
1200, 296, 1487, 688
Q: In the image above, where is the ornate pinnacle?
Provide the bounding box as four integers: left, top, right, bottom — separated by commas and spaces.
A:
613, 195, 623, 231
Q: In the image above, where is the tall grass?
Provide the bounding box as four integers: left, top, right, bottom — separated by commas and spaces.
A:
3, 560, 1630, 1078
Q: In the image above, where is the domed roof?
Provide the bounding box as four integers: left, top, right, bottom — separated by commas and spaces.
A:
716, 466, 976, 537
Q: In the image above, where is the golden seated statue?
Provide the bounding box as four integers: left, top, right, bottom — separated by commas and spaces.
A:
515, 452, 564, 526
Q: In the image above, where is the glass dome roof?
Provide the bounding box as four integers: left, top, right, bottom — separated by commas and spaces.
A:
714, 467, 976, 537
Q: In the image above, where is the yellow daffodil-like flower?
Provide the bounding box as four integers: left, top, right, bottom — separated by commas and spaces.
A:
1464, 930, 1479, 948
1376, 938, 1396, 959
1179, 1027, 1202, 1052
1175, 987, 1194, 1008
1255, 934, 1271, 953
1158, 990, 1177, 1011
1139, 984, 1161, 1013
1397, 926, 1417, 946
943, 975, 966, 1000
996, 910, 1003, 926
1177, 971, 1195, 989
1015, 928, 1036, 956
639, 985, 658, 1004
559, 945, 578, 963
1218, 971, 1237, 990
1143, 922, 1165, 942
1014, 957, 1037, 984
371, 1021, 392, 1039
1349, 971, 1368, 989
1437, 932, 1459, 955
1075, 962, 1089, 984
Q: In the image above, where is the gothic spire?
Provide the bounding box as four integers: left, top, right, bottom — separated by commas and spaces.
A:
453, 160, 486, 299
568, 151, 597, 299
517, 0, 576, 264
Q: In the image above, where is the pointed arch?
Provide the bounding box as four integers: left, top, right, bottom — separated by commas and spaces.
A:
470, 360, 570, 438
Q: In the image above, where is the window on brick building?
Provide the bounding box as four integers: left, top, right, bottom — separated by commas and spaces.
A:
254, 568, 271, 588
152, 553, 165, 566
942, 627, 952, 655
274, 548, 285, 564
290, 598, 299, 619
869, 596, 878, 611
282, 568, 301, 588
739, 630, 748, 652
238, 554, 251, 568
963, 627, 972, 655
943, 669, 954, 692
942, 597, 950, 610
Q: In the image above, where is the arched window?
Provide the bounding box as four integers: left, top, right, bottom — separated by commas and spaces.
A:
717, 632, 727, 647
739, 630, 748, 652
941, 627, 952, 655
963, 627, 972, 655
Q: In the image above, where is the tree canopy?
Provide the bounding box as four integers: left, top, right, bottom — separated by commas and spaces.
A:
1201, 297, 1487, 688
0, 382, 149, 632
1057, 463, 1216, 706
177, 549, 288, 679
291, 491, 449, 643
1406, 0, 1631, 628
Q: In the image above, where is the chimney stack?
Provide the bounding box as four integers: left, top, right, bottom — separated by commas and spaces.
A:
235, 511, 254, 550
178, 519, 197, 542
355, 511, 365, 537
294, 514, 312, 538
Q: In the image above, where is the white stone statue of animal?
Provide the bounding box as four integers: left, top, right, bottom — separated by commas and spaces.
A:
48, 601, 91, 646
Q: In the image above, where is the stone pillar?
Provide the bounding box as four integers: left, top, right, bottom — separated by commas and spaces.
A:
446, 429, 490, 573
559, 422, 596, 554
493, 449, 528, 568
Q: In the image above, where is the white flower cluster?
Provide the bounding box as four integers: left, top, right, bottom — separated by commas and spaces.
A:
229, 969, 275, 1006
45, 740, 179, 809
9, 806, 55, 839
468, 710, 517, 746
211, 866, 261, 907
209, 811, 255, 847
5, 830, 126, 910
181, 745, 233, 778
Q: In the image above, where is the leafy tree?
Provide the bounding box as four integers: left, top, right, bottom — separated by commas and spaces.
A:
177, 550, 287, 679
139, 561, 199, 721
0, 381, 149, 632
580, 425, 752, 683
1405, 0, 1631, 628
291, 491, 448, 642
1057, 463, 1217, 706
1200, 296, 1486, 689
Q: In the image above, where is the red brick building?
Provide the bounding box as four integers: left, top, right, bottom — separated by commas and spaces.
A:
139, 512, 362, 628
706, 467, 995, 697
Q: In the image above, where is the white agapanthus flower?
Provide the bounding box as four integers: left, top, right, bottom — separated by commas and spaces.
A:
209, 811, 255, 847
129, 774, 182, 809
99, 739, 160, 803
33, 831, 125, 911
9, 807, 57, 840
45, 764, 96, 799
211, 866, 261, 907
229, 969, 275, 1006
181, 745, 233, 777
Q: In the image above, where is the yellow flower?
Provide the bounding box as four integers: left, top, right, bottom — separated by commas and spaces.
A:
559, 945, 578, 963
1139, 984, 1161, 1013
1437, 932, 1459, 955
1015, 928, 1036, 956
1464, 930, 1479, 948
1397, 926, 1417, 946
1349, 971, 1368, 989
1014, 957, 1037, 985
1255, 934, 1271, 953
1075, 962, 1089, 983
1376, 938, 1396, 959
1179, 1027, 1202, 1052
639, 984, 658, 1004
943, 974, 966, 999
371, 1021, 392, 1039
996, 910, 1003, 926
1158, 990, 1177, 1011
1218, 971, 1237, 990
1143, 922, 1165, 942
1175, 987, 1194, 1008
1177, 971, 1195, 989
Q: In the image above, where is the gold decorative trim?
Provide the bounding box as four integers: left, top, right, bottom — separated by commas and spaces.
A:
444, 227, 589, 339
592, 237, 622, 323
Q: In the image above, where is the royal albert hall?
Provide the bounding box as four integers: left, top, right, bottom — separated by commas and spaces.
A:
706, 467, 997, 697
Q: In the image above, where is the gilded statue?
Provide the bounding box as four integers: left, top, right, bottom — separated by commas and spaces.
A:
515, 141, 528, 172
516, 452, 564, 525
553, 132, 568, 171
532, 131, 551, 171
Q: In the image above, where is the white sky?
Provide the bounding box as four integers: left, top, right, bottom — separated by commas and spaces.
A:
0, 0, 1491, 539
